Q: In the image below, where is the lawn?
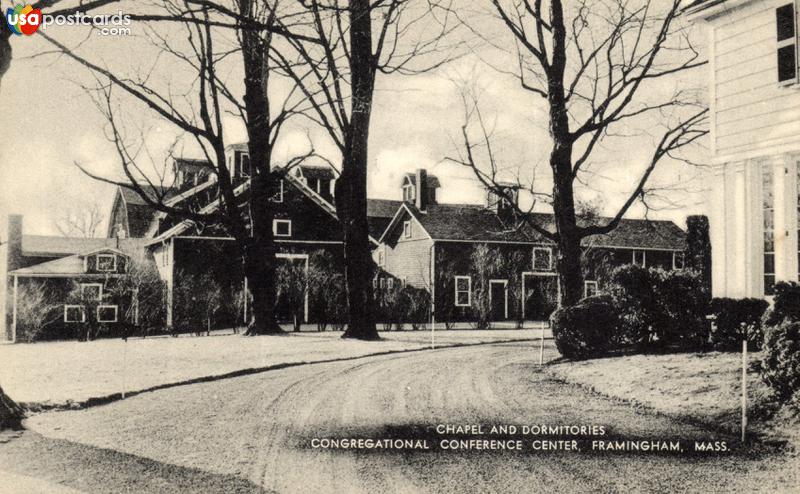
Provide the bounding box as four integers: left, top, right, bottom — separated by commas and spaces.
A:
545, 351, 800, 448
0, 328, 544, 407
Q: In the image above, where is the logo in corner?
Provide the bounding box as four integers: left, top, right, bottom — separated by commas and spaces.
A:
5, 4, 42, 36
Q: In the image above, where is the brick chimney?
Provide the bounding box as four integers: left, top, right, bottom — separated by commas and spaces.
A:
415, 169, 427, 211
6, 215, 23, 274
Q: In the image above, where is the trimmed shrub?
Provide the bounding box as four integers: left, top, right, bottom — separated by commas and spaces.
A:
763, 281, 800, 328
761, 321, 800, 402
652, 269, 709, 350
709, 298, 769, 351
551, 295, 616, 360
605, 264, 658, 348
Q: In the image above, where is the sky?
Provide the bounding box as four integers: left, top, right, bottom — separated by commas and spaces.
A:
0, 0, 712, 239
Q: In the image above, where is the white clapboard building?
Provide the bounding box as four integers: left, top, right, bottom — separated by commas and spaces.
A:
688, 0, 800, 298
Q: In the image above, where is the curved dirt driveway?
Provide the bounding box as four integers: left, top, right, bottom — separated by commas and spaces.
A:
5, 342, 797, 493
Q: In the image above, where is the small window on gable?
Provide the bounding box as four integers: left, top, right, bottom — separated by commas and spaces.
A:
403, 221, 412, 239
64, 305, 86, 323
672, 252, 685, 270
533, 247, 552, 272
380, 278, 386, 289
633, 250, 646, 267
97, 305, 118, 323
377, 249, 385, 266
273, 219, 292, 237
455, 276, 471, 307
81, 283, 102, 301
584, 281, 599, 298
777, 4, 797, 83
97, 254, 117, 272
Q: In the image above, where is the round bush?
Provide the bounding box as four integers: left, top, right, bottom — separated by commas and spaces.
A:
709, 298, 769, 351
551, 295, 616, 360
761, 321, 800, 402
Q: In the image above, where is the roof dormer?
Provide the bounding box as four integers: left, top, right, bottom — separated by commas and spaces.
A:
174, 158, 212, 190
224, 143, 251, 182
401, 169, 440, 211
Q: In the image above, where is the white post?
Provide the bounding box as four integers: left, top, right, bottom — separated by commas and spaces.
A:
121, 339, 128, 399
243, 277, 249, 325
430, 244, 436, 350
11, 275, 19, 343
741, 339, 747, 443
539, 322, 545, 365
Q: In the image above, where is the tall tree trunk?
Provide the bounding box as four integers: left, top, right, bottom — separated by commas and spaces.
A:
337, 0, 378, 340
241, 12, 282, 336
0, 385, 23, 430
548, 0, 584, 308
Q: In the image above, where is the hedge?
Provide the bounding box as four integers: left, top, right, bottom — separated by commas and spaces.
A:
551, 295, 616, 360
761, 321, 800, 401
709, 298, 769, 351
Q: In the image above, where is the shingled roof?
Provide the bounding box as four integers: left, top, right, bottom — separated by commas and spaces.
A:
367, 199, 404, 239
388, 203, 685, 251
20, 236, 147, 257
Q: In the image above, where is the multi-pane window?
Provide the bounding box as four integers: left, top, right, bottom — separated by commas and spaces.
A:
97, 254, 116, 272
777, 4, 797, 83
81, 283, 102, 301
454, 276, 471, 306
672, 252, 685, 270
403, 184, 415, 202
64, 305, 85, 323
533, 247, 553, 272
97, 305, 118, 323
273, 219, 292, 237
403, 221, 412, 238
764, 165, 776, 295
632, 250, 646, 267
584, 281, 599, 298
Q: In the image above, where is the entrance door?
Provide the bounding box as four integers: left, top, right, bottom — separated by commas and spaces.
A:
522, 274, 557, 321
489, 280, 507, 321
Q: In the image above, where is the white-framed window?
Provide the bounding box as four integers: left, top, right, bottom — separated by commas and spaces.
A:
377, 248, 385, 266
373, 277, 378, 289
400, 277, 407, 286
403, 183, 416, 202
403, 220, 412, 238
273, 219, 292, 237
672, 252, 685, 270
97, 305, 118, 323
80, 283, 102, 301
96, 254, 117, 272
272, 180, 284, 203
454, 275, 471, 307
532, 247, 552, 272
777, 3, 797, 83
632, 250, 646, 267
241, 153, 251, 177
387, 278, 394, 289
584, 281, 599, 298
64, 305, 86, 323
380, 277, 386, 289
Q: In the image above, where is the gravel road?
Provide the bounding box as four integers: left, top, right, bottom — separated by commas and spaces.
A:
2, 341, 797, 493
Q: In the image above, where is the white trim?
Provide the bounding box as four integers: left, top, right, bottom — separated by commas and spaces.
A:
97, 305, 118, 323
584, 280, 599, 298
632, 249, 647, 267
64, 305, 86, 323
387, 278, 394, 289
533, 247, 553, 272
377, 202, 433, 244
273, 219, 292, 237
80, 283, 103, 301
96, 253, 117, 272
454, 275, 472, 307
489, 279, 509, 319
672, 251, 685, 270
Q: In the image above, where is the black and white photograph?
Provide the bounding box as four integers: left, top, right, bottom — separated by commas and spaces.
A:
0, 0, 798, 492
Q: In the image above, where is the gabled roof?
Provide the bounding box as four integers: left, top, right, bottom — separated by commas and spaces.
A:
119, 184, 177, 207
367, 199, 403, 238
378, 202, 686, 251
10, 246, 129, 276
297, 165, 338, 181
20, 236, 147, 257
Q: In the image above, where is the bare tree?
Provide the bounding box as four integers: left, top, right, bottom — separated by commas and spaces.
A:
53, 200, 104, 238
273, 0, 457, 340
38, 0, 319, 335
443, 0, 708, 307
